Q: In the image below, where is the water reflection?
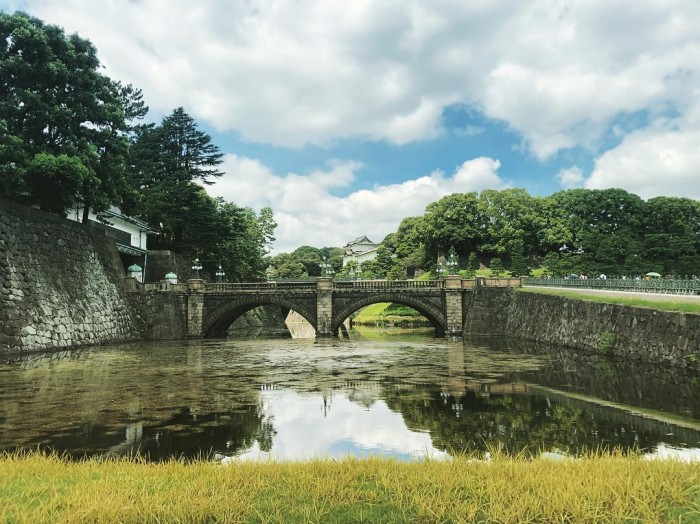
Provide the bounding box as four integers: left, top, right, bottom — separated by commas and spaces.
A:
227, 389, 448, 461
0, 329, 698, 462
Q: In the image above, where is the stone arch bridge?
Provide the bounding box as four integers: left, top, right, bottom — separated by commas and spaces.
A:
183, 276, 522, 338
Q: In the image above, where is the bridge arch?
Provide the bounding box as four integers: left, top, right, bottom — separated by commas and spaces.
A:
203, 296, 317, 337
331, 293, 446, 335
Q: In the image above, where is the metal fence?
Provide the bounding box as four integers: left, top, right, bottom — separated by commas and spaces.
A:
524, 277, 700, 295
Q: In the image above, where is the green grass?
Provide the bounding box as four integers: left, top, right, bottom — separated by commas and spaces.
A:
1, 452, 699, 523
519, 287, 700, 314
353, 302, 430, 327
354, 302, 391, 320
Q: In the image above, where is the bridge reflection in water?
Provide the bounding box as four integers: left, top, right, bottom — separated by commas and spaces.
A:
181, 276, 522, 339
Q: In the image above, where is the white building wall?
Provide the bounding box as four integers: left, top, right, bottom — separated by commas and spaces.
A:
67, 207, 147, 249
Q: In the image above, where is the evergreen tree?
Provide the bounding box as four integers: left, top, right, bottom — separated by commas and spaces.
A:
489, 257, 504, 277
509, 239, 529, 277
465, 252, 478, 277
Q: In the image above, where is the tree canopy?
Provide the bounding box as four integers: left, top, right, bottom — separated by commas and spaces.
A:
0, 12, 275, 281
0, 11, 146, 217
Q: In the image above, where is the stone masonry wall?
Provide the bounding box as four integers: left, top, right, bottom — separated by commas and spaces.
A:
127, 292, 188, 340
145, 250, 196, 283
503, 291, 700, 370
0, 197, 139, 355
462, 288, 512, 336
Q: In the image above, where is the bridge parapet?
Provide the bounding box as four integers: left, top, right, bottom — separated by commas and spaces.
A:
202, 278, 521, 294
206, 282, 317, 293
334, 279, 444, 290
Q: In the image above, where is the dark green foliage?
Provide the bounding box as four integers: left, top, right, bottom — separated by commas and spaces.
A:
386, 186, 699, 278
489, 257, 504, 277
509, 239, 529, 277
384, 303, 422, 316
0, 12, 145, 215
0, 12, 273, 282
130, 107, 223, 188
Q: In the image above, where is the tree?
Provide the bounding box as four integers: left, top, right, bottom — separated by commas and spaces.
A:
489, 257, 504, 277
0, 12, 144, 216
131, 107, 227, 255
465, 252, 478, 278
642, 197, 700, 275
509, 239, 529, 277
373, 245, 395, 278
477, 189, 545, 258
543, 189, 645, 275
214, 203, 276, 281
423, 192, 483, 261
391, 216, 427, 277
131, 107, 223, 188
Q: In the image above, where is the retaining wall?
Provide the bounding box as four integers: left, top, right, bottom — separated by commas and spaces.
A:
501, 290, 700, 370
0, 197, 139, 355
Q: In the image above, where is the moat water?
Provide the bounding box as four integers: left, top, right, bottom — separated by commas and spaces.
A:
1, 326, 699, 462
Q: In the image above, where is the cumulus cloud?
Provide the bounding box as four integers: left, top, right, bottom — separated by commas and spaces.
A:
210, 155, 506, 252
230, 389, 448, 461
556, 166, 585, 188
585, 127, 700, 200
22, 0, 700, 160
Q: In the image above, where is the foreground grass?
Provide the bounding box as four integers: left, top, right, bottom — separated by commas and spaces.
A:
2, 453, 700, 523
519, 287, 700, 314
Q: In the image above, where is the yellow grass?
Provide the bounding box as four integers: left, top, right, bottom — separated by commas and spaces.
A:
1, 452, 699, 523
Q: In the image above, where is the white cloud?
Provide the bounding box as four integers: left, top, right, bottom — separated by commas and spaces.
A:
585, 127, 700, 200
210, 155, 506, 252
556, 166, 585, 188
22, 1, 700, 160
227, 389, 448, 461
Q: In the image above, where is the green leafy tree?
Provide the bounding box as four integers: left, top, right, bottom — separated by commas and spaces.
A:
642, 197, 700, 275
386, 265, 406, 280
373, 245, 395, 278
25, 153, 95, 213
477, 189, 545, 258
0, 11, 144, 216
215, 203, 276, 281
423, 192, 483, 262
543, 189, 645, 275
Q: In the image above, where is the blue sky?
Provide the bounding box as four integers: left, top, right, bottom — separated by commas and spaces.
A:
3, 1, 700, 251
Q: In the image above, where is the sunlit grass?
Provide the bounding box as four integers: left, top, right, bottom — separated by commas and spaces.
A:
519, 287, 700, 314
354, 302, 430, 327
1, 451, 699, 523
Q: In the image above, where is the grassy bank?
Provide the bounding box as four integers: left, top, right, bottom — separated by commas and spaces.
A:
353, 302, 431, 327
2, 453, 699, 523
519, 287, 700, 314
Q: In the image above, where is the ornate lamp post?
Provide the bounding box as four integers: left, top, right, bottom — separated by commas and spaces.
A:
191, 258, 202, 279
320, 256, 334, 277
446, 247, 459, 275
265, 265, 275, 281
435, 261, 446, 279
215, 264, 226, 283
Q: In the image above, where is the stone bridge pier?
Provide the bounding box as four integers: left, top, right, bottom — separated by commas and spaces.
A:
183, 276, 522, 339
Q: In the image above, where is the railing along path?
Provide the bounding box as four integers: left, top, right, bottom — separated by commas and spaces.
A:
525, 277, 700, 295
